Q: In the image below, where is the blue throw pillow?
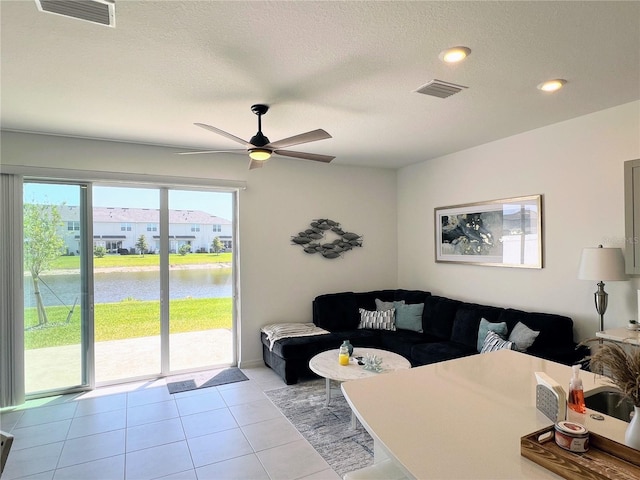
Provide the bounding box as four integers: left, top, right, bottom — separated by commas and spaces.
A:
477, 318, 508, 352
394, 302, 424, 332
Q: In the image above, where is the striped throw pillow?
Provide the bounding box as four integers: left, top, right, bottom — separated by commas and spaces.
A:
481, 330, 515, 353
358, 308, 396, 331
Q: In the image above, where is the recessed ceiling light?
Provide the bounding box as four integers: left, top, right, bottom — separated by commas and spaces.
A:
439, 46, 471, 63
537, 79, 567, 92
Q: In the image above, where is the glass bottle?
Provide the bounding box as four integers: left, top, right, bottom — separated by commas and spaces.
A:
338, 343, 349, 365
568, 364, 586, 414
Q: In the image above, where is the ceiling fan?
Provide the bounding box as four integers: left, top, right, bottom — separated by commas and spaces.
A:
180, 104, 335, 169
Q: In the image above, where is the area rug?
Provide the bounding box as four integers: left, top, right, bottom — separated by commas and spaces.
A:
166, 367, 248, 394
265, 379, 373, 477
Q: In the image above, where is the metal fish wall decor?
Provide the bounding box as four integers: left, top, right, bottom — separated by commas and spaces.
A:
291, 219, 363, 259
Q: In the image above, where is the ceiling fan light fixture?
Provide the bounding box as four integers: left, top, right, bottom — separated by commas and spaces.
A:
537, 79, 567, 92
186, 104, 334, 169
248, 148, 272, 161
439, 46, 471, 63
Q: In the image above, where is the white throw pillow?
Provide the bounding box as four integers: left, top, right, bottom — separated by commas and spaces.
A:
358, 308, 396, 331
481, 330, 515, 353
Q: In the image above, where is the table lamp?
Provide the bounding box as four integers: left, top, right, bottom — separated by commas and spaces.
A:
578, 245, 628, 332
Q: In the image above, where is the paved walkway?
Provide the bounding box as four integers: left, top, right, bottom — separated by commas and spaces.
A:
25, 329, 233, 393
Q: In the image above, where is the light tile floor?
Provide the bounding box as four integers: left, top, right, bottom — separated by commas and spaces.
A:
0, 367, 341, 480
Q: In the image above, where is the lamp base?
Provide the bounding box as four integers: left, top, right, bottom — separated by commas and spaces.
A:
594, 281, 608, 332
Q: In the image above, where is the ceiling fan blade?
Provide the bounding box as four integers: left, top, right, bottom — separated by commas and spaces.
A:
177, 149, 246, 155
267, 129, 332, 149
194, 123, 252, 147
249, 158, 266, 169
274, 149, 335, 163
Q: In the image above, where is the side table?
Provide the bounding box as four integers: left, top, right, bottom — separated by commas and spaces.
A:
596, 327, 640, 346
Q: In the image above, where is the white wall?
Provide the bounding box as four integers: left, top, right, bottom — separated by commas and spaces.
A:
398, 101, 640, 342
1, 131, 398, 368
4, 100, 638, 371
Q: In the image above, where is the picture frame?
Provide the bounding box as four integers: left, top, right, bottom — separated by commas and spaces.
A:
435, 195, 542, 268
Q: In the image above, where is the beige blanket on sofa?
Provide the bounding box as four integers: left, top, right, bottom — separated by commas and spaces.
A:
261, 322, 330, 350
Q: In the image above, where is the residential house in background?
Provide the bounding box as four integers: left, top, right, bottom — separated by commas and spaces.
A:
59, 206, 232, 255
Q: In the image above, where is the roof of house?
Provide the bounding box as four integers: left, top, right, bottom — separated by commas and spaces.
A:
58, 206, 230, 225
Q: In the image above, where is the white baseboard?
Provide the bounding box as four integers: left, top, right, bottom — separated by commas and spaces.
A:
238, 359, 265, 369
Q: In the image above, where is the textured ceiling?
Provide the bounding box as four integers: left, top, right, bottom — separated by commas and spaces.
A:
1, 1, 639, 169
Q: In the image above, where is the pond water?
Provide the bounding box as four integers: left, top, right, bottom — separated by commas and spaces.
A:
25, 268, 233, 308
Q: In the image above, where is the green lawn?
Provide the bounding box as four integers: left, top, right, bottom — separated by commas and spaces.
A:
25, 297, 232, 349
52, 252, 232, 270
27, 253, 234, 349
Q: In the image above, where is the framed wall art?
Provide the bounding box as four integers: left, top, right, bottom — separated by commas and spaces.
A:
435, 195, 542, 268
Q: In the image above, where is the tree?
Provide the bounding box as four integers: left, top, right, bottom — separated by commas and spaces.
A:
178, 243, 191, 256
135, 235, 148, 256
211, 236, 224, 255
23, 202, 65, 326
94, 245, 107, 258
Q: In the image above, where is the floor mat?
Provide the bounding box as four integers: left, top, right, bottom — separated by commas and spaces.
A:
166, 367, 248, 394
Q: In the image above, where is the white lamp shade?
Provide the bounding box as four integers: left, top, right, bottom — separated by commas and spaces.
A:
578, 247, 627, 281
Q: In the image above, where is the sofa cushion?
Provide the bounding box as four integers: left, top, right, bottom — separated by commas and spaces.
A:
394, 289, 431, 304
476, 318, 508, 352
394, 302, 424, 332
335, 330, 384, 349
447, 303, 504, 350
449, 307, 481, 349
313, 292, 359, 331
359, 308, 396, 331
422, 296, 461, 339
410, 341, 476, 365
377, 329, 426, 360
499, 309, 574, 351
313, 290, 431, 333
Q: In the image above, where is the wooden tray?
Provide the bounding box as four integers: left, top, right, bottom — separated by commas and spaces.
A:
521, 426, 640, 480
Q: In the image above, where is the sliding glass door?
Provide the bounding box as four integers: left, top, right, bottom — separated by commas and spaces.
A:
91, 185, 235, 384
22, 181, 235, 395
168, 189, 234, 371
93, 186, 161, 383
23, 181, 91, 394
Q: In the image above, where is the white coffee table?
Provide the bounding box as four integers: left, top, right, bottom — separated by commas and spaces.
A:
309, 347, 411, 427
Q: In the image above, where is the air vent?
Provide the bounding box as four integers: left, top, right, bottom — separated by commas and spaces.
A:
35, 0, 115, 27
414, 79, 468, 98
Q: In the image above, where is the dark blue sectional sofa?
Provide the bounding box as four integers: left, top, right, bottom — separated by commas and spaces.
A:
261, 289, 586, 385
